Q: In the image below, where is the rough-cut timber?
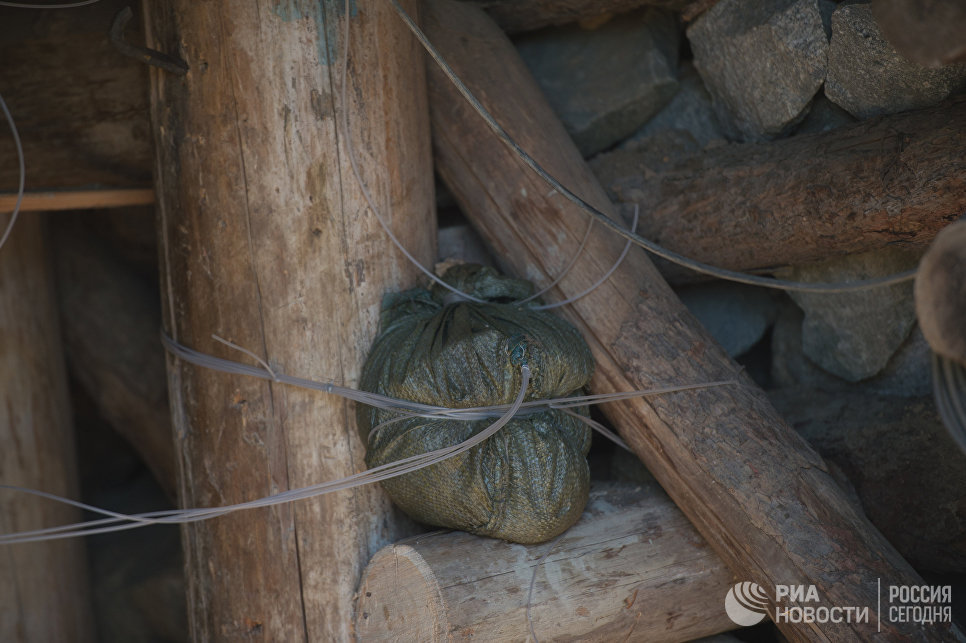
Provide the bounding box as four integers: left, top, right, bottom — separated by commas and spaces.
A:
0, 0, 151, 192
591, 95, 966, 283
144, 0, 434, 639
356, 483, 737, 641
0, 214, 94, 642
52, 219, 175, 501
424, 0, 954, 639
464, 0, 715, 33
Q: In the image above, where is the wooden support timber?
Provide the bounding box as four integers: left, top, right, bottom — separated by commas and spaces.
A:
592, 96, 966, 283
423, 0, 956, 639
0, 214, 94, 642
356, 483, 737, 641
144, 0, 434, 638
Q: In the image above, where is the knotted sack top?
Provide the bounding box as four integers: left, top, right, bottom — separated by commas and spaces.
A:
357, 264, 596, 543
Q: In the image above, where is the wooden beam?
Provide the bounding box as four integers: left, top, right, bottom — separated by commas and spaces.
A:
0, 188, 155, 212
356, 483, 737, 641
0, 213, 95, 642
0, 0, 152, 192
591, 96, 966, 283
52, 219, 176, 501
424, 0, 953, 639
144, 0, 435, 639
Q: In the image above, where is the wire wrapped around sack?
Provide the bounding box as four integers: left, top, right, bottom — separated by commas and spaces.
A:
357, 264, 595, 544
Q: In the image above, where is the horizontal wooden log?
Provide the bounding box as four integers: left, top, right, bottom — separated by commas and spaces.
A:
52, 217, 175, 501
424, 1, 954, 639
462, 0, 715, 33
356, 482, 736, 641
0, 0, 151, 192
591, 96, 966, 283
0, 189, 154, 212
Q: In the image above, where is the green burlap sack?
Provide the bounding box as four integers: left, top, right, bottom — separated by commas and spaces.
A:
357, 264, 595, 544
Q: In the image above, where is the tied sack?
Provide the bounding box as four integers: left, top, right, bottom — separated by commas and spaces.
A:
357, 264, 595, 544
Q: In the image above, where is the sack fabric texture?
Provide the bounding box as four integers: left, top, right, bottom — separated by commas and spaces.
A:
357, 264, 595, 544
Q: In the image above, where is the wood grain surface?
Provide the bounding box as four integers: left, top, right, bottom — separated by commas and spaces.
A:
0, 214, 94, 642
592, 96, 966, 283
424, 0, 955, 639
145, 0, 434, 639
356, 482, 737, 641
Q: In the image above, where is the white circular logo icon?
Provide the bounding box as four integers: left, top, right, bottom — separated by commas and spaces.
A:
725, 581, 769, 626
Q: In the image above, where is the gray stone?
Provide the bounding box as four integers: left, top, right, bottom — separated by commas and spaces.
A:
771, 298, 931, 396
771, 298, 847, 390
686, 0, 828, 140
794, 92, 857, 135
677, 281, 780, 358
770, 387, 966, 573
437, 224, 495, 268
865, 325, 932, 397
594, 128, 703, 185
777, 247, 920, 382
516, 8, 679, 157
826, 3, 966, 119
624, 62, 726, 149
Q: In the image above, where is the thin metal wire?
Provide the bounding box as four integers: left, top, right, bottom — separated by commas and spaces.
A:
0, 0, 101, 7
386, 0, 918, 294
0, 364, 532, 544
0, 92, 25, 250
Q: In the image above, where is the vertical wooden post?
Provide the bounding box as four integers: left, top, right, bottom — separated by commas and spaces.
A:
0, 214, 94, 642
143, 0, 434, 639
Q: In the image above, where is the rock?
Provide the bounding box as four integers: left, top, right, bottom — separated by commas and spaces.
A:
686, 0, 828, 140
770, 387, 966, 573
677, 281, 780, 358
772, 298, 931, 396
793, 93, 857, 135
771, 298, 847, 390
623, 62, 726, 149
866, 325, 932, 398
593, 129, 704, 182
437, 223, 496, 268
515, 8, 679, 157
825, 3, 966, 119
777, 247, 920, 382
